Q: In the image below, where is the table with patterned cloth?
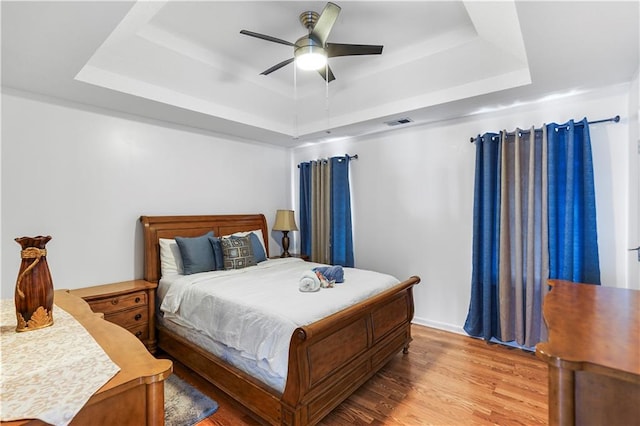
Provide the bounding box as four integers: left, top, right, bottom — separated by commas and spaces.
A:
0, 296, 121, 425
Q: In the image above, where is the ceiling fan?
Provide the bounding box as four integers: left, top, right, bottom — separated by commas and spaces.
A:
240, 2, 383, 82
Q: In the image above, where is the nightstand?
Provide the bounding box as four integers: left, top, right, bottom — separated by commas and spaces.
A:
70, 280, 157, 353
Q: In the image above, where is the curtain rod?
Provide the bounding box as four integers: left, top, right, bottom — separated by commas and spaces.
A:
469, 115, 620, 143
297, 154, 358, 168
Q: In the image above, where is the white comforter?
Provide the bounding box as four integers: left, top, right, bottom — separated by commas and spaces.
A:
159, 257, 399, 380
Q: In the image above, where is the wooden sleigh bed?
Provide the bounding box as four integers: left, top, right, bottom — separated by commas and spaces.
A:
140, 214, 420, 426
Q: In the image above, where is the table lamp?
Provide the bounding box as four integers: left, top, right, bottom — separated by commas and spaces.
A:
273, 210, 298, 257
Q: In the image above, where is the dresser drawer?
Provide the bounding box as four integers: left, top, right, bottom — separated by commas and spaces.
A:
88, 291, 147, 315
126, 323, 149, 342
105, 305, 148, 329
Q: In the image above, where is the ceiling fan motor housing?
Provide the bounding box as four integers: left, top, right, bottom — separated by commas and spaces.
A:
295, 36, 324, 53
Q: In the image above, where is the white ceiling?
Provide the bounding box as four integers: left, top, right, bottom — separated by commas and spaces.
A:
2, 1, 638, 147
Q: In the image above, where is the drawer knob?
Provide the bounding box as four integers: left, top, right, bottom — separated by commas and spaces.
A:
111, 299, 119, 305
135, 330, 143, 338
135, 313, 142, 321
135, 297, 141, 303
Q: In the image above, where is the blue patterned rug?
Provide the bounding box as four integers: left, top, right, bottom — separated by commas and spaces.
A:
165, 374, 219, 426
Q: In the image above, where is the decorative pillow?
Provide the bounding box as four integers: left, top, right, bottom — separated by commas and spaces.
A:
248, 232, 267, 262
159, 238, 184, 276
228, 230, 268, 261
221, 236, 256, 270
231, 233, 267, 263
208, 236, 225, 271
175, 231, 216, 275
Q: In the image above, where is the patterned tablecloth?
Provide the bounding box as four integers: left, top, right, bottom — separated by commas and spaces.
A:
0, 299, 120, 425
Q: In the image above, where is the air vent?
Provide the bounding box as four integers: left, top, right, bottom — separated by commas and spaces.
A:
384, 118, 413, 127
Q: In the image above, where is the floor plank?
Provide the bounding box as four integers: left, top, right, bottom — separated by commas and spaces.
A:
167, 325, 548, 425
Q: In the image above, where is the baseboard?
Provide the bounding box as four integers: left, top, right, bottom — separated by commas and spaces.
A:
412, 316, 535, 352
412, 316, 466, 336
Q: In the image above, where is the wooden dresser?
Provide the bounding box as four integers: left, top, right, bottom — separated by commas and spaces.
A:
536, 280, 640, 426
2, 290, 172, 426
70, 280, 157, 353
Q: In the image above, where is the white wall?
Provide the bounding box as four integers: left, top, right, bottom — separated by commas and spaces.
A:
1, 90, 290, 297
292, 84, 632, 333
3, 83, 633, 330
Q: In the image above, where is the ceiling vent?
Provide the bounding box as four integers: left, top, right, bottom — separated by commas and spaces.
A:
384, 118, 413, 127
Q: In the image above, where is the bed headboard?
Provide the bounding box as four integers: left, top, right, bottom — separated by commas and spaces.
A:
140, 214, 269, 283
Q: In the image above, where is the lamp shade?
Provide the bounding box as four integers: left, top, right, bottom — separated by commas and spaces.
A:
273, 210, 298, 231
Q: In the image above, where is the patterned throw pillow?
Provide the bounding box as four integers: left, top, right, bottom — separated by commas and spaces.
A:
221, 236, 256, 270
230, 233, 267, 263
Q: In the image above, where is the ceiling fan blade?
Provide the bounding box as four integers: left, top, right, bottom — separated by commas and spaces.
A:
327, 43, 384, 57
317, 65, 336, 83
260, 58, 295, 75
240, 30, 294, 47
311, 2, 341, 45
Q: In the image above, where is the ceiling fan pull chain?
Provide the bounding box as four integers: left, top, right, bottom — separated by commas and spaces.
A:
294, 65, 299, 139
325, 63, 330, 133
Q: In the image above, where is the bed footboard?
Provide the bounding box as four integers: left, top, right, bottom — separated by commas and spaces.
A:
282, 275, 420, 425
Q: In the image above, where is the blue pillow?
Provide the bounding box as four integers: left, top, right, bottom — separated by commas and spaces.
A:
230, 232, 266, 263
175, 231, 215, 275
208, 236, 225, 271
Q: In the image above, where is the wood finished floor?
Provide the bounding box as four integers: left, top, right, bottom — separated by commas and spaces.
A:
168, 325, 548, 425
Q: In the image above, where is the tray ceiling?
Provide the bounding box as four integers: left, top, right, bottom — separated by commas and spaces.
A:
3, 1, 638, 147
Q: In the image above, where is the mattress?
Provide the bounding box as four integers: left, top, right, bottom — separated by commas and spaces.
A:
157, 257, 400, 392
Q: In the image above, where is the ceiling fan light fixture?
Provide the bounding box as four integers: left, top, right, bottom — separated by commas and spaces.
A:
294, 37, 327, 70
296, 47, 327, 70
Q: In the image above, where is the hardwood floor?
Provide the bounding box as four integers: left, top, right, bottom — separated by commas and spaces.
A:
169, 325, 548, 425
